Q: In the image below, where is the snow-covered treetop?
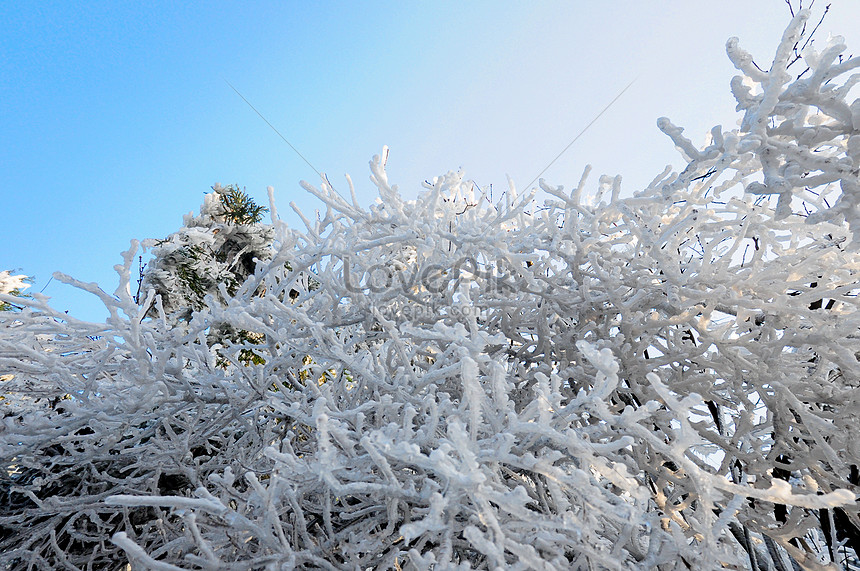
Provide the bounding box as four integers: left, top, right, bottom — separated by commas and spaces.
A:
0, 271, 29, 296
139, 184, 274, 320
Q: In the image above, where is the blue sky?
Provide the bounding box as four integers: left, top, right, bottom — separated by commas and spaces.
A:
3, 1, 858, 321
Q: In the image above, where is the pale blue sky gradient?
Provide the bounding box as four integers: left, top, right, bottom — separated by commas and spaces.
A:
3, 1, 858, 320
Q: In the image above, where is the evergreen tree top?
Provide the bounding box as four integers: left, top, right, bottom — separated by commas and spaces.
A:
212, 184, 268, 225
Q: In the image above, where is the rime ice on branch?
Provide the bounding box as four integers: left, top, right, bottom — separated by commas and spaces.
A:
1, 7, 860, 571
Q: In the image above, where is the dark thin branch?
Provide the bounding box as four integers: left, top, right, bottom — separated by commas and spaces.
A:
788, 4, 830, 69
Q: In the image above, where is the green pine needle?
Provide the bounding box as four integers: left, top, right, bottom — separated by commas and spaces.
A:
219, 185, 268, 224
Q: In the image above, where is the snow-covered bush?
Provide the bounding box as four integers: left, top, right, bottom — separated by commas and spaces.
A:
2, 8, 860, 570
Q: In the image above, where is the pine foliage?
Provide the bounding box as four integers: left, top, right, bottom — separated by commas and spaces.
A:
218, 184, 269, 224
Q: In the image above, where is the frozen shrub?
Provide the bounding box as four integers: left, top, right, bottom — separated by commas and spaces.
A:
1, 8, 860, 570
